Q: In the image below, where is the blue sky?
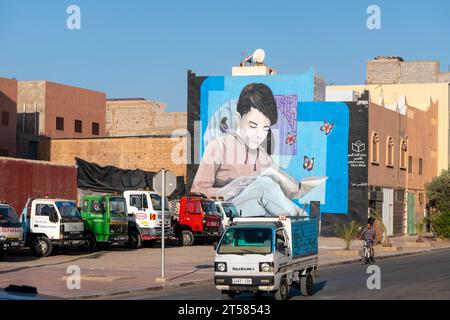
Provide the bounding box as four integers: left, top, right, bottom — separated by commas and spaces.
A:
0, 0, 449, 111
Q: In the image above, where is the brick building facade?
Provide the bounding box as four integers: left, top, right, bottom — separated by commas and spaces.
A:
16, 81, 106, 159
0, 77, 17, 157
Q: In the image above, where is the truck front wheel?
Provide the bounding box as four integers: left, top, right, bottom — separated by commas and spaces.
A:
82, 234, 97, 252
274, 277, 289, 300
179, 230, 194, 246
32, 236, 53, 257
0, 250, 5, 261
127, 231, 141, 250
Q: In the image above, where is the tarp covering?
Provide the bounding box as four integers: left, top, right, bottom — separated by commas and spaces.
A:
75, 158, 186, 198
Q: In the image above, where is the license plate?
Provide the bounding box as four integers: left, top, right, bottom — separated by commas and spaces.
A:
9, 242, 20, 247
232, 278, 252, 285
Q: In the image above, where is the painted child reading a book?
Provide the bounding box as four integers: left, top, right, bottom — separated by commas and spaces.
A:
191, 83, 325, 217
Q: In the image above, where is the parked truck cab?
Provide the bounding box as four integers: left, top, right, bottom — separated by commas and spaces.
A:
20, 198, 85, 257
124, 190, 173, 248
0, 202, 24, 261
175, 193, 222, 246
214, 216, 319, 300
80, 195, 129, 251
212, 198, 240, 232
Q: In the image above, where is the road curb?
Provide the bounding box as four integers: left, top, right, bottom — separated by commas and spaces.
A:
70, 278, 213, 300
319, 245, 450, 268
69, 246, 450, 300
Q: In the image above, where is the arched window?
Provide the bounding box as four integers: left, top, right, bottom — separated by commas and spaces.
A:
386, 136, 394, 167
371, 132, 380, 164
400, 139, 407, 169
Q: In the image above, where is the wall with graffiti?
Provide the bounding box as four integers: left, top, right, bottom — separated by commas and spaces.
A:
187, 70, 368, 234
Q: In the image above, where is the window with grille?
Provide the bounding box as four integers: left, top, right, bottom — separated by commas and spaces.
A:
371, 132, 379, 164
56, 117, 64, 131
400, 139, 407, 169
92, 122, 99, 135
386, 137, 394, 167
75, 120, 82, 133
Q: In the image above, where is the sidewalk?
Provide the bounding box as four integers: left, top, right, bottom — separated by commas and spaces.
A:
0, 236, 449, 299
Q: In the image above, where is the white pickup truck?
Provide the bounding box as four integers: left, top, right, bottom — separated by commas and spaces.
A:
20, 198, 85, 257
214, 216, 319, 300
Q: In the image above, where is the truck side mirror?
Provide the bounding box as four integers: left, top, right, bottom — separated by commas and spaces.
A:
213, 242, 218, 251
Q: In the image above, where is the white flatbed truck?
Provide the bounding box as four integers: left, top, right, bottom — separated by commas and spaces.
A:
214, 215, 319, 300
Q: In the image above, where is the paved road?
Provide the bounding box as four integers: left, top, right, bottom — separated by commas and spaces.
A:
110, 249, 450, 300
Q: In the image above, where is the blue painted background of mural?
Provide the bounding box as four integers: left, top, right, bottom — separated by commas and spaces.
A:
198, 70, 350, 215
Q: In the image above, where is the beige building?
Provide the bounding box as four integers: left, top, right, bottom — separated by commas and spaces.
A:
327, 57, 448, 236
39, 135, 187, 177
106, 98, 186, 136
329, 57, 449, 174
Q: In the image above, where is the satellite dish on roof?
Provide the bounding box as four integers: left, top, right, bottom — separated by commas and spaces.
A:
253, 49, 266, 64
240, 48, 266, 67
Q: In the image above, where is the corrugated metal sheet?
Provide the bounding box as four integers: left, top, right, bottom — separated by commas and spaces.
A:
0, 157, 77, 216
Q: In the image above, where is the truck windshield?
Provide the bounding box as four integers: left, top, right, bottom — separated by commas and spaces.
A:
201, 201, 218, 215
0, 205, 20, 226
150, 194, 169, 211
56, 202, 82, 220
110, 198, 127, 217
221, 203, 239, 218
217, 227, 273, 254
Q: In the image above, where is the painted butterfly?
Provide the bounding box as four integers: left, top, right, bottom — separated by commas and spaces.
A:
320, 121, 334, 135
286, 132, 296, 145
303, 156, 315, 171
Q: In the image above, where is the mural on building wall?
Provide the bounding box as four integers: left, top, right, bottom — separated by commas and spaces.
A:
187, 70, 368, 234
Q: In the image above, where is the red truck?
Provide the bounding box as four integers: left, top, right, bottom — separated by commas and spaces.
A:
173, 193, 222, 246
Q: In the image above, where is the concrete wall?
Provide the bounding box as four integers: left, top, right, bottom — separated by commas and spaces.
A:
399, 61, 440, 84
0, 78, 17, 157
0, 157, 77, 214
367, 59, 441, 84
106, 99, 186, 136
440, 72, 450, 83
17, 81, 47, 136
39, 135, 188, 177
367, 59, 401, 84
